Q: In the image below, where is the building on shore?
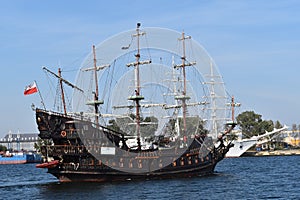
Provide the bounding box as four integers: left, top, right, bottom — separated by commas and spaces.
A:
282, 130, 300, 146
0, 131, 39, 152
252, 130, 300, 152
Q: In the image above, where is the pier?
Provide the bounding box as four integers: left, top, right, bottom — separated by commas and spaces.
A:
254, 149, 300, 156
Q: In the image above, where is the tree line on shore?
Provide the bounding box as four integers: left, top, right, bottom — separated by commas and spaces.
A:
236, 110, 299, 139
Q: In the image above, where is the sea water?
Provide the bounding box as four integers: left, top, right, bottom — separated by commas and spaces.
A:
0, 156, 298, 200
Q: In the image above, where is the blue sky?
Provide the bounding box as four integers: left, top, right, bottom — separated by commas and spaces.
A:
0, 0, 299, 137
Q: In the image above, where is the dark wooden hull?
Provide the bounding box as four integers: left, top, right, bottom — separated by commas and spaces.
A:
50, 162, 216, 182
36, 109, 230, 182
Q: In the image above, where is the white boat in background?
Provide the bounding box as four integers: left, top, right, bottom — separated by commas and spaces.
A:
225, 125, 288, 158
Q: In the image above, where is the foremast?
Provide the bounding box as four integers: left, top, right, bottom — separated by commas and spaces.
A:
43, 67, 83, 115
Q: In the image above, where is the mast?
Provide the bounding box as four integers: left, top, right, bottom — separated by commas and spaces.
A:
43, 67, 83, 115
172, 56, 180, 136
93, 45, 100, 125
58, 68, 67, 115
231, 96, 235, 122
228, 95, 241, 123
174, 32, 195, 135
126, 23, 151, 150
203, 60, 228, 139
82, 47, 108, 126
209, 61, 218, 138
219, 95, 240, 140
180, 32, 188, 134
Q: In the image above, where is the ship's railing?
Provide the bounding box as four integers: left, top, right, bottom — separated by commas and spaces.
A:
41, 145, 87, 156
36, 108, 76, 118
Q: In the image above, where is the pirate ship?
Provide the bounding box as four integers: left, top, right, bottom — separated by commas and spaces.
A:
35, 23, 235, 182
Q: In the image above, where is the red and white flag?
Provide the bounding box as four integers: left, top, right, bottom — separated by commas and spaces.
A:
24, 82, 38, 95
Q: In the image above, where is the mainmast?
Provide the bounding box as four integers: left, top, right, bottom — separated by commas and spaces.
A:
174, 32, 195, 135
93, 45, 100, 124
83, 46, 109, 126
126, 23, 151, 150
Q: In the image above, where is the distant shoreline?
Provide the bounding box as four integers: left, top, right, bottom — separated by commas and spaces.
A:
243, 149, 300, 157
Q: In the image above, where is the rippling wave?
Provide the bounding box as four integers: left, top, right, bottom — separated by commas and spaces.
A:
0, 157, 299, 200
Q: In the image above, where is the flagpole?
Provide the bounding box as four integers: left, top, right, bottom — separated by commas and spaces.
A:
34, 80, 46, 110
